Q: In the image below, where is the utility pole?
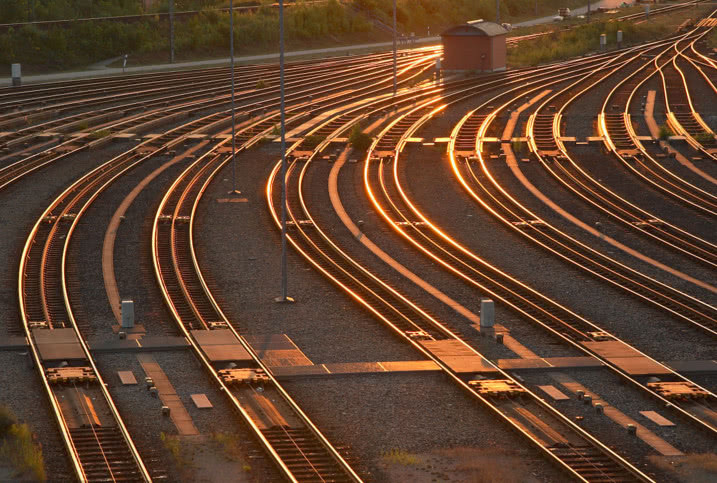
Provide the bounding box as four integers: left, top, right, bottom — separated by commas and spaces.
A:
276, 0, 293, 303
587, 0, 591, 22
229, 0, 240, 195
392, 0, 397, 96
496, 0, 500, 24
169, 0, 175, 63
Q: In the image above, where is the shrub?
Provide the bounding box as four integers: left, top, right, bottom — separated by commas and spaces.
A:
695, 131, 714, 145
511, 139, 526, 154
658, 123, 672, 140
302, 133, 326, 149
0, 421, 46, 481
349, 124, 372, 152
0, 405, 15, 436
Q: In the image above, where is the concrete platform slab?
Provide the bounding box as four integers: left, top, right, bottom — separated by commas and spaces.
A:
498, 357, 602, 371
325, 362, 384, 374
420, 340, 498, 374
32, 328, 79, 344
88, 336, 189, 352
268, 360, 441, 379
538, 385, 569, 401
640, 411, 675, 427
117, 371, 137, 385
667, 360, 717, 374
0, 337, 28, 350
270, 365, 331, 378
581, 340, 671, 375
202, 344, 253, 363
379, 361, 440, 373
246, 334, 313, 366
604, 357, 672, 376
33, 328, 85, 361
191, 394, 213, 409
137, 354, 198, 436
192, 329, 252, 362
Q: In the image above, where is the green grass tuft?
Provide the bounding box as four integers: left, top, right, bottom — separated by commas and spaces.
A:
659, 123, 672, 140
349, 124, 372, 153
694, 131, 714, 145
382, 448, 421, 466
89, 129, 112, 139
0, 406, 46, 482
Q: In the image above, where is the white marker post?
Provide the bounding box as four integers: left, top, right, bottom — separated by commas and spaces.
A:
11, 64, 21, 87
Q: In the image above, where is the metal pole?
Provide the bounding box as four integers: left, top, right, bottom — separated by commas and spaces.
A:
229, 0, 240, 195
392, 0, 397, 96
587, 0, 590, 22
496, 0, 500, 24
277, 0, 293, 303
169, 0, 175, 63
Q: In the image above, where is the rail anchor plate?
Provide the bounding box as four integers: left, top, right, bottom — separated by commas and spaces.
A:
46, 367, 97, 385
647, 381, 708, 400
218, 368, 270, 386
468, 379, 527, 398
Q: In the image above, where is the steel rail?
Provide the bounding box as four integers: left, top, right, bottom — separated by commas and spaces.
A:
0, 47, 437, 115
0, 48, 434, 145
12, 110, 228, 483
0, 52, 436, 193
145, 51, 442, 481
661, 40, 717, 157
598, 27, 717, 216
528, 33, 717, 270
265, 91, 653, 483
359, 77, 717, 435
0, 48, 431, 137
151, 128, 361, 483
444, 41, 717, 336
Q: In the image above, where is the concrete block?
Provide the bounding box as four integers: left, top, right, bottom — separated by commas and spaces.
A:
121, 300, 134, 329
480, 299, 495, 328
11, 64, 20, 87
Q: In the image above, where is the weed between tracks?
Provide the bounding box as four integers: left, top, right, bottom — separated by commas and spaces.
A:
349, 124, 373, 153
659, 122, 673, 140
89, 129, 112, 140
695, 131, 714, 144
382, 448, 422, 466
160, 431, 192, 469
0, 405, 46, 481
212, 432, 252, 472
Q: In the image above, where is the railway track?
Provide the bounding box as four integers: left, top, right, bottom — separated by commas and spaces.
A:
359, 74, 717, 435
151, 121, 361, 483
14, 99, 224, 483
4, 8, 716, 480
11, 42, 438, 479
0, 50, 435, 193
528, 34, 717, 269
264, 72, 656, 482
598, 34, 717, 217
443, 31, 717, 338
661, 41, 717, 157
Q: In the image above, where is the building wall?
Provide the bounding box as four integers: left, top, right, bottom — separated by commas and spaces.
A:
490, 34, 507, 71
442, 36, 492, 71
442, 35, 506, 72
